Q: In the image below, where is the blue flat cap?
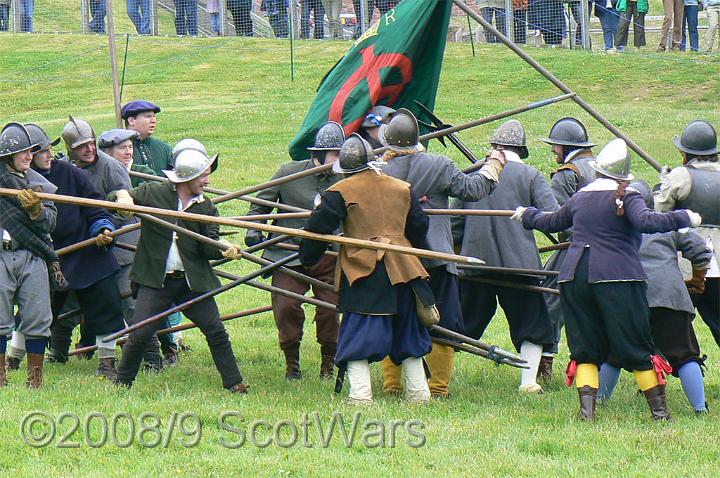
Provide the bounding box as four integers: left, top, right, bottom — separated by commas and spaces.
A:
121, 100, 161, 120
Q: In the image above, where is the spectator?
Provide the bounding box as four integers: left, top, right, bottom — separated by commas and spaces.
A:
89, 0, 107, 34
594, 0, 620, 52
207, 0, 222, 35
174, 0, 198, 36
479, 0, 507, 43
352, 0, 372, 38
261, 0, 289, 38
323, 0, 342, 39
20, 0, 34, 32
680, 0, 699, 51
615, 0, 646, 52
127, 0, 152, 35
529, 0, 565, 46
568, 0, 590, 47
706, 0, 720, 51
658, 0, 683, 51
513, 0, 529, 44
0, 0, 10, 32
227, 0, 253, 36
301, 0, 325, 39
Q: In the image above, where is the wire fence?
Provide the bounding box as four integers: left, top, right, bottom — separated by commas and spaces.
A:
0, 0, 718, 53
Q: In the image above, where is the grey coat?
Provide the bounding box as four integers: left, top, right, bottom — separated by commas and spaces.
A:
382, 152, 496, 272
640, 230, 711, 314
550, 150, 596, 207
452, 161, 558, 273
78, 150, 132, 198
247, 159, 338, 266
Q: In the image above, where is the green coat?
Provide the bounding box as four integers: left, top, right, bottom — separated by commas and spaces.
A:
132, 136, 173, 175
616, 0, 648, 13
112, 181, 224, 292
130, 163, 157, 188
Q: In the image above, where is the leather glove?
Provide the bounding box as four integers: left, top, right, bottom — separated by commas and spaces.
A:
686, 267, 707, 295
115, 190, 135, 218
219, 240, 241, 260
18, 189, 43, 219
95, 229, 114, 248
683, 210, 702, 228
244, 230, 265, 248
479, 149, 507, 183
511, 206, 528, 222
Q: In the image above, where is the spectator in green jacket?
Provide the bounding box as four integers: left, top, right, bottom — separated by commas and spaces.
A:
615, 0, 647, 52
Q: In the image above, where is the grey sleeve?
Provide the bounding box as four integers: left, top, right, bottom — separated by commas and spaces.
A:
675, 230, 712, 269
35, 200, 58, 233
445, 158, 495, 202
107, 161, 132, 194
531, 171, 560, 212
550, 170, 577, 206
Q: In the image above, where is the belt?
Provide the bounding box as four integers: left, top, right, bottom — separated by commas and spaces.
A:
165, 270, 185, 279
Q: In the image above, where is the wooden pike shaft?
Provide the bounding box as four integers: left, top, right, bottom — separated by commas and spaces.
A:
538, 242, 570, 253
432, 337, 529, 369
69, 305, 273, 357
460, 275, 560, 295
430, 325, 526, 363
0, 188, 483, 266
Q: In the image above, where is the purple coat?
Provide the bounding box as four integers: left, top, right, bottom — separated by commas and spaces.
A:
523, 188, 691, 283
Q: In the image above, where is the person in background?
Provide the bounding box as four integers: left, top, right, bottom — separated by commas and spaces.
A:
127, 0, 152, 35
706, 0, 720, 52
227, 0, 253, 36
89, 0, 107, 34
300, 0, 325, 39
594, 0, 620, 52
479, 0, 507, 43
261, 0, 289, 38
174, 0, 199, 36
0, 0, 10, 32
615, 0, 647, 52
680, 0, 699, 52
512, 0, 529, 44
657, 0, 683, 51
19, 0, 34, 32
323, 0, 342, 39
207, 0, 222, 35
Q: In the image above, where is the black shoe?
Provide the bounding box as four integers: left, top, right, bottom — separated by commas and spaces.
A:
142, 360, 164, 374
6, 355, 21, 371
96, 357, 118, 381
163, 351, 180, 368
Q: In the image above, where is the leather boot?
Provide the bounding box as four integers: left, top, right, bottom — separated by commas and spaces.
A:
97, 357, 118, 381
26, 353, 44, 389
0, 355, 7, 387
6, 354, 21, 371
426, 344, 455, 398
643, 384, 672, 421
228, 383, 249, 394
577, 385, 598, 421
381, 356, 403, 395
320, 344, 336, 380
283, 344, 301, 380
537, 355, 554, 382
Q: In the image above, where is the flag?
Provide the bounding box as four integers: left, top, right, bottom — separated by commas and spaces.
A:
288, 0, 453, 160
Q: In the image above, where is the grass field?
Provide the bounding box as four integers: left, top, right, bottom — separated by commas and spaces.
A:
1, 34, 720, 477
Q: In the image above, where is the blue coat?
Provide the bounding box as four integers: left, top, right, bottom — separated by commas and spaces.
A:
522, 181, 691, 283
34, 160, 118, 289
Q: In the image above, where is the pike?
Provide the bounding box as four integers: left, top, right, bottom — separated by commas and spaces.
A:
414, 100, 480, 163
459, 275, 560, 295
69, 305, 273, 357
429, 325, 527, 363
101, 252, 301, 342
452, 0, 662, 173
126, 214, 335, 292
0, 188, 485, 267
457, 264, 558, 277
431, 337, 528, 369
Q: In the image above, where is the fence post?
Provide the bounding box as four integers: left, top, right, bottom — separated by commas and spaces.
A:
360, 0, 368, 35
580, 0, 591, 49
151, 0, 158, 35
504, 0, 514, 44
219, 0, 226, 36
81, 0, 89, 34
11, 0, 19, 32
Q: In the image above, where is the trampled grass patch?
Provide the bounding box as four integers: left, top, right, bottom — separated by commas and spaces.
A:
1, 34, 719, 477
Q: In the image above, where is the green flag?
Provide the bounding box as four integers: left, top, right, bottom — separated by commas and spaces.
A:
288, 0, 453, 160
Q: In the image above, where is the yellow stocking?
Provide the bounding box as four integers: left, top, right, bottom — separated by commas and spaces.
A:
576, 363, 599, 388
634, 369, 659, 391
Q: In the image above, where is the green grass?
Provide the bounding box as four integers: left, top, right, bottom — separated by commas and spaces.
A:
1, 34, 720, 477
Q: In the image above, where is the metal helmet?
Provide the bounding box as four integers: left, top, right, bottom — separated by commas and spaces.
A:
590, 138, 634, 181
163, 149, 219, 183
62, 116, 96, 150
333, 134, 375, 174
362, 105, 396, 128
379, 108, 424, 154
307, 122, 345, 152
490, 119, 529, 159
172, 138, 208, 163
629, 179, 653, 208
539, 117, 595, 148
673, 120, 719, 156
25, 123, 58, 152
0, 122, 40, 158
